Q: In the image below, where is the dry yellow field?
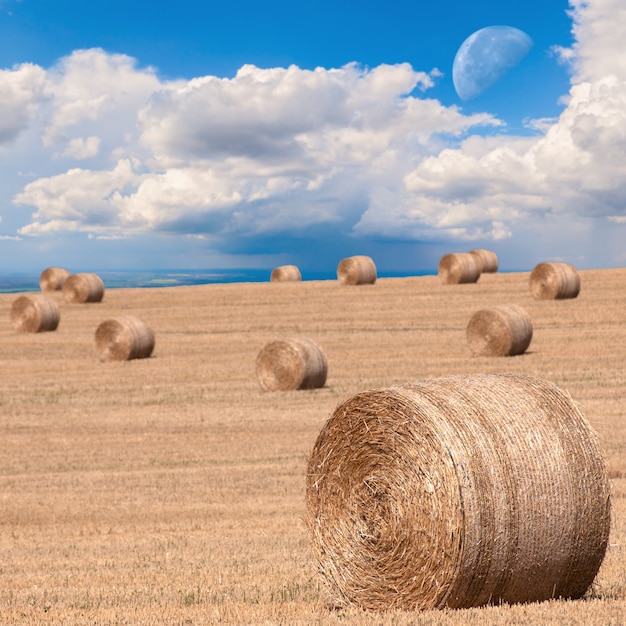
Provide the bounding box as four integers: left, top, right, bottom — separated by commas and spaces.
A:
1, 268, 624, 625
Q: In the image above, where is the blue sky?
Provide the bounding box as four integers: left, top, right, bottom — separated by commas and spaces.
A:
1, 0, 625, 274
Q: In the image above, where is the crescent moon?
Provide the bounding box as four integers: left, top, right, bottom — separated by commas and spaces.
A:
453, 26, 533, 101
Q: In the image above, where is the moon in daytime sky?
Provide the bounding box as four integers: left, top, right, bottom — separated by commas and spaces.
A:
452, 25, 533, 101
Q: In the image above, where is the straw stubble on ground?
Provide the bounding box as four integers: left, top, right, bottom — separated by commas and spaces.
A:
0, 269, 624, 624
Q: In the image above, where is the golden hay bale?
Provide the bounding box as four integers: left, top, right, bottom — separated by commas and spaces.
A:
306, 373, 610, 612
529, 262, 581, 300
95, 316, 155, 361
10, 294, 60, 333
337, 255, 377, 285
62, 273, 105, 303
468, 248, 498, 273
438, 252, 480, 284
39, 267, 71, 292
255, 337, 327, 391
466, 304, 533, 357
270, 265, 302, 282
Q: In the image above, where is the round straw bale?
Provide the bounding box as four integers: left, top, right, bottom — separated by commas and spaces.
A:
337, 255, 377, 285
466, 304, 533, 357
95, 316, 155, 361
438, 252, 480, 284
62, 273, 105, 303
270, 265, 302, 282
255, 337, 327, 391
39, 267, 71, 291
10, 294, 60, 333
529, 262, 581, 300
306, 373, 610, 612
468, 248, 498, 273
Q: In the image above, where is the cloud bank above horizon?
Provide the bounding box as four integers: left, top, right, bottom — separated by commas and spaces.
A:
2, 0, 626, 271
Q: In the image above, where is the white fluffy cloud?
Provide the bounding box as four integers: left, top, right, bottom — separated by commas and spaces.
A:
0, 63, 46, 145
4, 0, 626, 269
12, 55, 498, 240
138, 63, 473, 166
565, 0, 626, 83
17, 159, 143, 234
42, 49, 161, 151
57, 135, 101, 159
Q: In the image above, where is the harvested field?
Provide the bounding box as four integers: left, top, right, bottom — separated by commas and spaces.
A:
0, 268, 624, 624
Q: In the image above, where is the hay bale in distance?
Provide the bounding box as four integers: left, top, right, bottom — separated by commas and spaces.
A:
256, 337, 327, 391
306, 373, 610, 612
39, 267, 71, 292
10, 294, 60, 333
62, 273, 105, 303
438, 253, 480, 285
469, 249, 498, 273
270, 265, 302, 282
466, 304, 533, 357
95, 316, 155, 361
529, 262, 581, 300
337, 255, 377, 285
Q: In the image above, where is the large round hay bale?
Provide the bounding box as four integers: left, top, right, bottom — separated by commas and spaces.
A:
529, 262, 580, 300
306, 373, 610, 612
95, 316, 155, 361
270, 265, 302, 282
337, 255, 377, 285
466, 304, 533, 357
62, 273, 105, 303
39, 267, 71, 292
10, 294, 60, 333
469, 248, 498, 273
255, 337, 327, 391
438, 252, 480, 284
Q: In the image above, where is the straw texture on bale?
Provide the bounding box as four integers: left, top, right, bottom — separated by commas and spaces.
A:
529, 262, 581, 300
95, 316, 155, 361
438, 253, 480, 284
270, 265, 302, 282
336, 255, 377, 285
62, 273, 105, 303
469, 248, 499, 273
10, 294, 60, 333
466, 304, 533, 357
39, 267, 71, 292
255, 337, 327, 391
306, 373, 610, 612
